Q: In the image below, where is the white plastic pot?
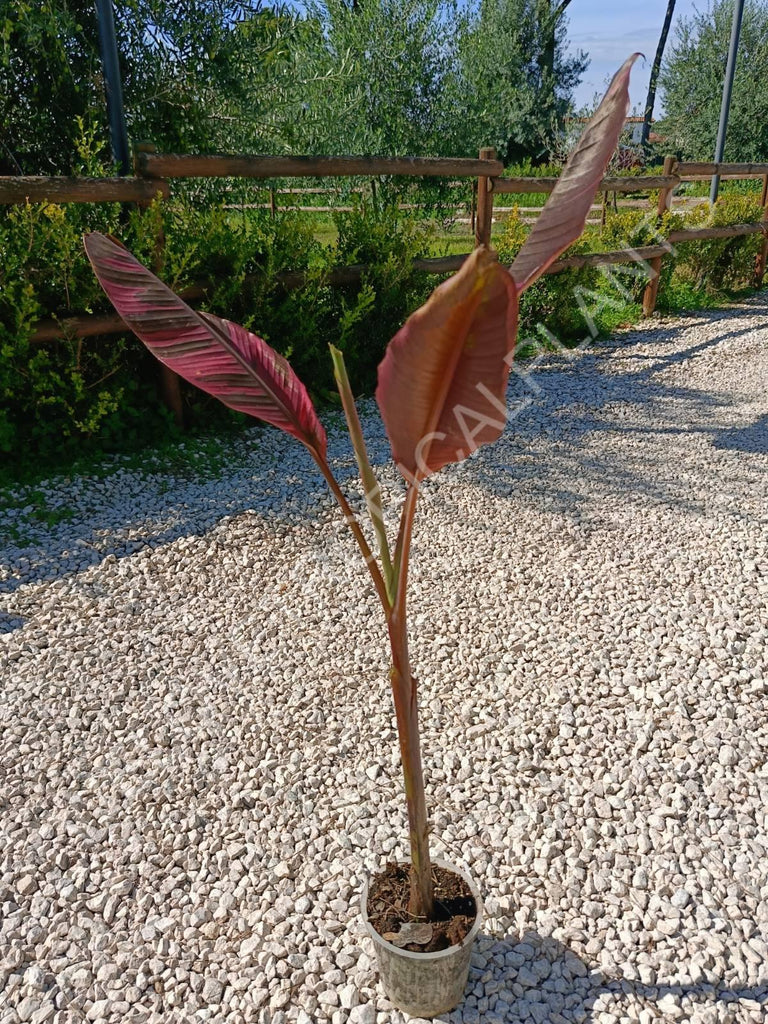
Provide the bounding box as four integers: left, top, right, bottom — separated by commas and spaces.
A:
360, 859, 483, 1017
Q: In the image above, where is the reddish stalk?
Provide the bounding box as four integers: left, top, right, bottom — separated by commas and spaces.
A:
388, 482, 434, 918
315, 461, 434, 916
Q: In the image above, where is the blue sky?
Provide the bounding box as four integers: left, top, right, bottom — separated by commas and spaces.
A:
565, 0, 702, 112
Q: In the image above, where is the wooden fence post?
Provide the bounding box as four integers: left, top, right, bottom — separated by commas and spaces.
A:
642, 154, 677, 317
475, 147, 496, 248
133, 142, 184, 427
754, 172, 768, 286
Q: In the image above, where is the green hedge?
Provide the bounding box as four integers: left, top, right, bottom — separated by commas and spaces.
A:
0, 197, 435, 470
1, 189, 764, 478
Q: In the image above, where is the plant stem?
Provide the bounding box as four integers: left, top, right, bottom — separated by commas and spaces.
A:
313, 459, 434, 916
329, 345, 394, 601
388, 630, 434, 918
389, 483, 434, 918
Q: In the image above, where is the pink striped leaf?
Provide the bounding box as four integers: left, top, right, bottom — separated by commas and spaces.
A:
509, 53, 640, 292
376, 247, 518, 481
84, 232, 326, 459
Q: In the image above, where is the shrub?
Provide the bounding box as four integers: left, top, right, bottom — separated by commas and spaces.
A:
495, 210, 625, 344
0, 196, 436, 473
599, 207, 679, 301
1, 177, 764, 479
0, 200, 154, 461
673, 193, 763, 291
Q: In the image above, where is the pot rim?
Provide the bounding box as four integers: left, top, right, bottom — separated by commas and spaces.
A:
360, 857, 484, 962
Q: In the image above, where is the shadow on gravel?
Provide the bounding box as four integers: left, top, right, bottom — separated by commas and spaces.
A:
713, 413, 768, 454
0, 608, 26, 633
458, 316, 768, 519
3, 305, 767, 596
442, 929, 767, 1023
0, 449, 335, 597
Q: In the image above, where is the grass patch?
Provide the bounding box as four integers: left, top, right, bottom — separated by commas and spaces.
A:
0, 427, 248, 508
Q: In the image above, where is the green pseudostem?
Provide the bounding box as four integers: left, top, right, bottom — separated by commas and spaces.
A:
329, 344, 394, 602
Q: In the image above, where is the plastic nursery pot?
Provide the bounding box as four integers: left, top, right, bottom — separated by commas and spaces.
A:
361, 858, 483, 1018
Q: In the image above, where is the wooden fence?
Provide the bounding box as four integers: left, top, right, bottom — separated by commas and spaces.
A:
221, 181, 717, 227
4, 150, 768, 422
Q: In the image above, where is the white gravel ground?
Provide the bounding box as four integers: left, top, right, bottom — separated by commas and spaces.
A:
1, 296, 767, 1024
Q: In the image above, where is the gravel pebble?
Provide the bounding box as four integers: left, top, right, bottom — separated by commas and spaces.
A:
1, 299, 768, 1023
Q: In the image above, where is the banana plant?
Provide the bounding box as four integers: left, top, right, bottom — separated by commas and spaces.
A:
85, 56, 637, 919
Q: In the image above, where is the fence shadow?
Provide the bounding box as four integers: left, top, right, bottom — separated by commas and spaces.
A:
0, 608, 26, 634
457, 310, 768, 519
712, 412, 768, 453
3, 300, 767, 608
0, 440, 338, 600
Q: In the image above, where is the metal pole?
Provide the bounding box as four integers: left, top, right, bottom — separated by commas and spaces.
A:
710, 0, 745, 204
95, 0, 130, 174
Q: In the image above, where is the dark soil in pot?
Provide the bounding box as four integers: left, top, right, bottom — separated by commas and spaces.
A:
366, 862, 477, 953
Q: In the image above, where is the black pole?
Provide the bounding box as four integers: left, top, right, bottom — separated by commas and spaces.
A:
710, 0, 745, 204
95, 0, 130, 174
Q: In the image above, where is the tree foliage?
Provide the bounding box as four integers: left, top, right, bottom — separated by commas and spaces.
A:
0, 1, 301, 172
0, 0, 586, 171
295, 0, 453, 155
444, 0, 587, 162
659, 0, 768, 161
0, 0, 101, 173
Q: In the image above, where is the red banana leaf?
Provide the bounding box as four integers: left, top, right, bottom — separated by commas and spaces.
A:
84, 232, 327, 459
376, 247, 517, 480
509, 53, 640, 292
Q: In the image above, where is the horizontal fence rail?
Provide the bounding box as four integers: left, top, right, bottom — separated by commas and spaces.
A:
29, 228, 766, 345
0, 176, 170, 204
667, 222, 768, 242
681, 173, 768, 181
30, 314, 127, 343
494, 174, 680, 195
137, 152, 505, 180
676, 161, 768, 176
7, 152, 768, 422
